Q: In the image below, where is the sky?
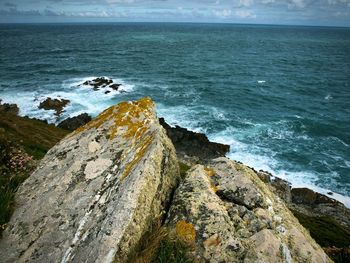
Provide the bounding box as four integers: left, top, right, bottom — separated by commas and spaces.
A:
0, 0, 349, 26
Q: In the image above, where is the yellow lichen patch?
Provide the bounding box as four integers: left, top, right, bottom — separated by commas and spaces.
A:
176, 220, 196, 243
204, 167, 216, 177
69, 97, 155, 140
210, 182, 219, 193
120, 133, 154, 181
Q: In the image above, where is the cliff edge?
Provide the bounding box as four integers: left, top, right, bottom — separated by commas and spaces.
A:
0, 97, 332, 263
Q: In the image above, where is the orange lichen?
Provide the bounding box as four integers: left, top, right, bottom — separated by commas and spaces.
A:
69, 97, 155, 140
176, 220, 196, 243
204, 167, 215, 177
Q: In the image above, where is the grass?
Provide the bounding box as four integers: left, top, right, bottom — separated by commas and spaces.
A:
129, 217, 194, 263
0, 112, 69, 159
291, 209, 350, 263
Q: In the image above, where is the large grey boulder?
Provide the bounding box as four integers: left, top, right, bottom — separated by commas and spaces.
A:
166, 157, 331, 263
0, 97, 179, 263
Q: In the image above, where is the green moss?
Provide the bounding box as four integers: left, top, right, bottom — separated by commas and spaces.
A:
179, 162, 191, 179
291, 209, 350, 248
155, 238, 194, 263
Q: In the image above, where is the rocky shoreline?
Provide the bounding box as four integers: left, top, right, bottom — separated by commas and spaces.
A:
0, 98, 349, 262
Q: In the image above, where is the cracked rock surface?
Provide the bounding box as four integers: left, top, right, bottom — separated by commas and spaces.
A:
166, 157, 331, 263
0, 97, 179, 263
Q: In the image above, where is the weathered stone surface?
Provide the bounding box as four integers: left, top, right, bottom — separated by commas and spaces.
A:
57, 113, 92, 131
0, 97, 180, 263
159, 117, 230, 162
166, 157, 331, 263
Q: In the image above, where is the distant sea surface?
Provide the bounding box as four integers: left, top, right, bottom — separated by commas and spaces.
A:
1, 23, 349, 205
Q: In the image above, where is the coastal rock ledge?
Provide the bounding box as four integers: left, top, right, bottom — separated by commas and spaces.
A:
0, 97, 179, 263
0, 97, 331, 263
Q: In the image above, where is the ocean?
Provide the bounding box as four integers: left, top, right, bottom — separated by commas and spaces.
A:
0, 23, 349, 205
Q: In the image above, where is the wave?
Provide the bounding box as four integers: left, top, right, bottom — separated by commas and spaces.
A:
208, 125, 350, 207
0, 76, 134, 123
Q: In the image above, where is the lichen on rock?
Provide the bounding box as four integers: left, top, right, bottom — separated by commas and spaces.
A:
0, 97, 180, 263
166, 157, 332, 263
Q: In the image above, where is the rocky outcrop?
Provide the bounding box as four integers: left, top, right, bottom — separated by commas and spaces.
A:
159, 117, 230, 162
80, 77, 122, 93
57, 113, 92, 131
0, 100, 19, 115
0, 97, 180, 263
289, 188, 350, 228
166, 157, 331, 263
38, 97, 70, 116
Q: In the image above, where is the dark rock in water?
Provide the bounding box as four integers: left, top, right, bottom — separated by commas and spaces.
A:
0, 100, 19, 115
38, 97, 70, 116
82, 77, 113, 89
57, 113, 92, 131
105, 90, 111, 94
159, 117, 230, 161
110, 83, 121, 91
81, 77, 121, 92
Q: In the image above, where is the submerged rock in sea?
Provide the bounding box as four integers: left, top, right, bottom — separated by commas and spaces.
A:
0, 97, 180, 263
166, 157, 331, 263
57, 113, 92, 131
38, 97, 70, 116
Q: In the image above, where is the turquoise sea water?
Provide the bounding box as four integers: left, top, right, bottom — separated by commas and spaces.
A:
0, 23, 349, 204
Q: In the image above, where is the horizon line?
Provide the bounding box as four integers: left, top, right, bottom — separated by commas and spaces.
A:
1, 21, 350, 29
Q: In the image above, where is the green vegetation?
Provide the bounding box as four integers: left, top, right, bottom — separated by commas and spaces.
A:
291, 209, 350, 263
0, 134, 34, 235
0, 112, 69, 159
179, 162, 191, 179
155, 238, 194, 263
291, 210, 350, 248
128, 218, 194, 263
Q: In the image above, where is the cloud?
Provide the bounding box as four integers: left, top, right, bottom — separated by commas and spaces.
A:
235, 9, 256, 18
213, 9, 232, 18
0, 0, 349, 26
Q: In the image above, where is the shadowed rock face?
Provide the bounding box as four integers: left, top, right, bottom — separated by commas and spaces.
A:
57, 113, 92, 131
159, 117, 230, 161
166, 158, 331, 263
0, 100, 19, 115
0, 97, 180, 263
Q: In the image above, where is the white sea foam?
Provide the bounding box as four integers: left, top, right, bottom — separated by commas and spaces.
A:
325, 94, 333, 100
1, 76, 134, 123
205, 123, 350, 207
257, 80, 266, 84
